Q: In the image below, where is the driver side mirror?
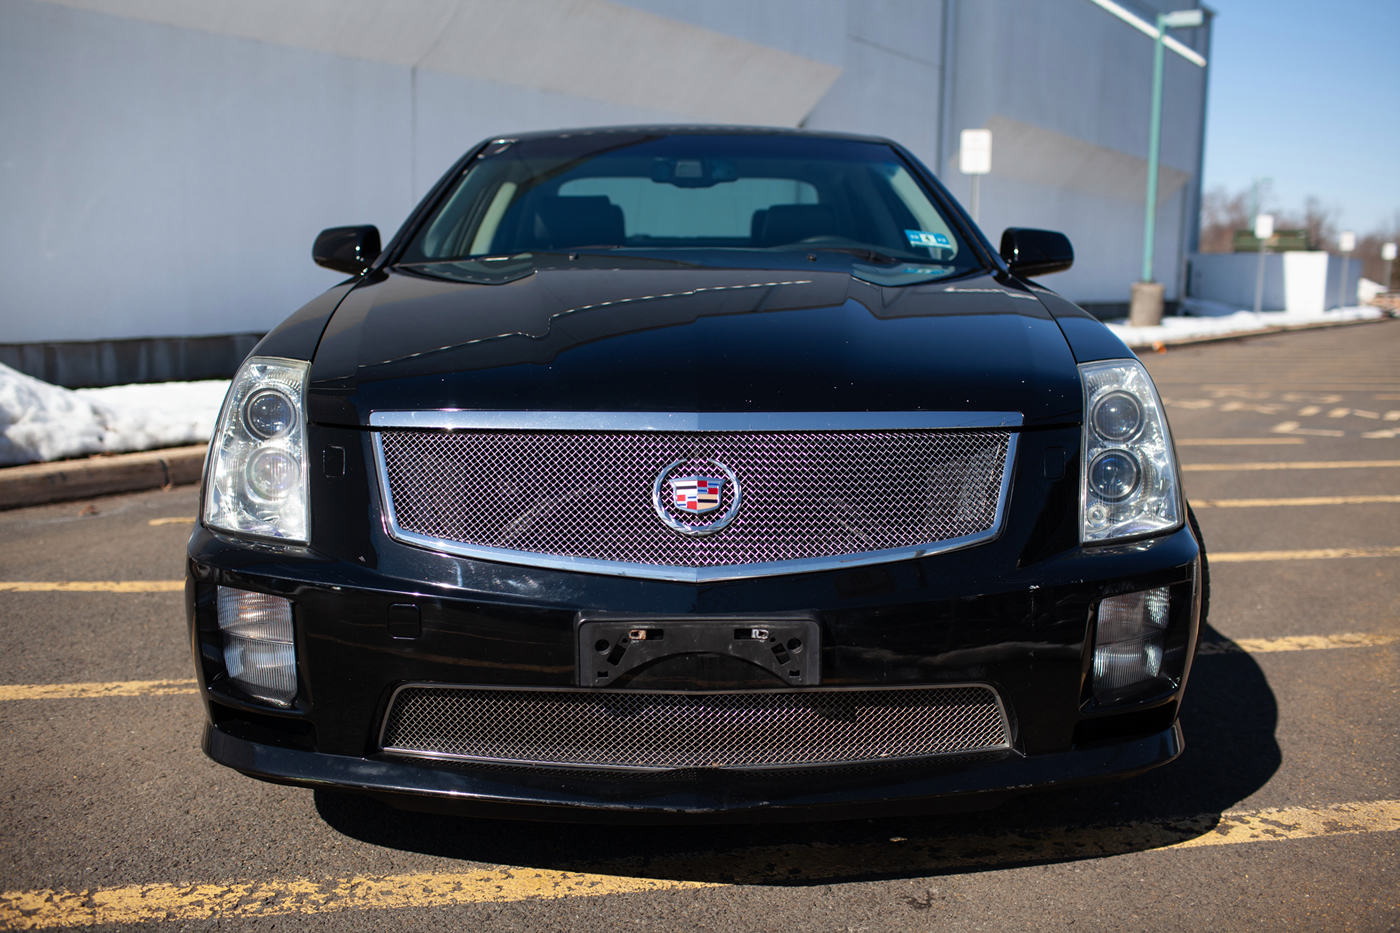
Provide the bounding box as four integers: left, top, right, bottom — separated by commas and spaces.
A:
313, 225, 381, 276
1000, 228, 1073, 277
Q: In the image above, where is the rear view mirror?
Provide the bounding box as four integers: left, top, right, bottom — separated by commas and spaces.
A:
313, 225, 381, 275
1000, 228, 1073, 277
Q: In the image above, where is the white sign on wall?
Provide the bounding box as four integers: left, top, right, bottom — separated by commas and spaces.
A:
960, 129, 992, 175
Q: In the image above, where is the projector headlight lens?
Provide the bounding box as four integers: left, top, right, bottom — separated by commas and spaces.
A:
1079, 359, 1181, 543
246, 448, 300, 501
1090, 391, 1143, 441
244, 388, 297, 439
1088, 450, 1141, 502
203, 357, 310, 543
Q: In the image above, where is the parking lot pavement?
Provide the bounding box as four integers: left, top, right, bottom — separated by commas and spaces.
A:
1, 320, 1397, 931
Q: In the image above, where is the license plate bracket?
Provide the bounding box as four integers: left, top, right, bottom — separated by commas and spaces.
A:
576, 613, 821, 688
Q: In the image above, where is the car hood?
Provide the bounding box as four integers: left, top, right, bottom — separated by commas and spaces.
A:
307, 259, 1083, 427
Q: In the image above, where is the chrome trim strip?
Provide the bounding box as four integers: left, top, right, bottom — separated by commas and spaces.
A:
378, 682, 1013, 772
371, 426, 1018, 583
369, 410, 1024, 431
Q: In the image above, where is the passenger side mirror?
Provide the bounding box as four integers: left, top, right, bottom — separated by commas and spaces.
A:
313, 225, 381, 275
1000, 228, 1073, 277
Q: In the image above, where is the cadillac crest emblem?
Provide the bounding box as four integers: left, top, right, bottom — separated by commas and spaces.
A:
652, 458, 741, 536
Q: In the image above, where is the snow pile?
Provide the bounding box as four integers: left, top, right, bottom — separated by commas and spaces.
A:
1105, 303, 1388, 348
1358, 277, 1387, 306
0, 362, 230, 467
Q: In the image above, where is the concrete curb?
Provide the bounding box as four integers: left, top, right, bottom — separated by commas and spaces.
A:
1120, 310, 1395, 351
0, 445, 207, 510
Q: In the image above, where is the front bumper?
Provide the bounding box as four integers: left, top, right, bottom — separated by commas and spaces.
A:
187, 423, 1202, 822
204, 719, 1183, 823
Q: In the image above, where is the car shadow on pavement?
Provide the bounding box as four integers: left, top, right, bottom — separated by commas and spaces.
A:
314, 621, 1280, 885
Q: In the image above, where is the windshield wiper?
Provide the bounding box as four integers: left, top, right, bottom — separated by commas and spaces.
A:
804, 246, 907, 265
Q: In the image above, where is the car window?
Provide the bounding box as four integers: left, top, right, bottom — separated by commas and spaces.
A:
400, 134, 976, 273
555, 177, 818, 240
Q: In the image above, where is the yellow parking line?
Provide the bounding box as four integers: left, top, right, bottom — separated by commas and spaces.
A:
2, 800, 1395, 928
1211, 546, 1400, 562
0, 581, 183, 593
1176, 438, 1305, 446
148, 517, 196, 526
0, 870, 713, 929
1197, 632, 1396, 655
0, 680, 197, 700
1182, 459, 1400, 472
1192, 494, 1400, 508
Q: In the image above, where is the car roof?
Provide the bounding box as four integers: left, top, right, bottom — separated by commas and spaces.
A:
485, 125, 898, 147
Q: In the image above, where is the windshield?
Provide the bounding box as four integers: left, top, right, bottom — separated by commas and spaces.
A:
398, 133, 980, 279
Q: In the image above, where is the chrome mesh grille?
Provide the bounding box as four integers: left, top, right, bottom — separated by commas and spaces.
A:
377, 428, 1011, 568
380, 686, 1011, 770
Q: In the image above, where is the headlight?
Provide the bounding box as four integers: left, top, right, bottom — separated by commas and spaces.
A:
1079, 359, 1181, 543
203, 357, 311, 543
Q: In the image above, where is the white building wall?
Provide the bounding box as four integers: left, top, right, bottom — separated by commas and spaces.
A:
803, 0, 945, 171
1188, 252, 1361, 313
1, 0, 416, 343
938, 0, 1208, 306
1, 0, 1211, 360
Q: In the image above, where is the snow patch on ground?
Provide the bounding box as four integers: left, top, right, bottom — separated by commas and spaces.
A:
0, 363, 230, 466
1105, 303, 1388, 348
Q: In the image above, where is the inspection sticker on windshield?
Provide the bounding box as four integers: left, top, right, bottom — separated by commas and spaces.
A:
906, 230, 951, 248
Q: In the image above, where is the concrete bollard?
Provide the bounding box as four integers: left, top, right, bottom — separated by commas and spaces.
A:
1130, 281, 1165, 327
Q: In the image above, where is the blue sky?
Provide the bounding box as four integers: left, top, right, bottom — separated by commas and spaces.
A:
1201, 0, 1400, 234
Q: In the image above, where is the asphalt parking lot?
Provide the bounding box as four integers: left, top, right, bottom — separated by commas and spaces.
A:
1, 320, 1397, 932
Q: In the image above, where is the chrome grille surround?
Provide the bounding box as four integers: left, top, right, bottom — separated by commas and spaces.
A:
371, 411, 1020, 582
379, 684, 1012, 771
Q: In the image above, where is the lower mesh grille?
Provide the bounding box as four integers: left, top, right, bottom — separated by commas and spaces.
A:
380, 685, 1011, 770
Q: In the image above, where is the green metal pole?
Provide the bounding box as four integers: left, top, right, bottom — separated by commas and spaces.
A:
1141, 14, 1167, 283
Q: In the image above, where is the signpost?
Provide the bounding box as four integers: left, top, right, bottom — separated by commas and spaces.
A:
1383, 242, 1397, 292
1252, 213, 1274, 318
960, 129, 991, 225
1338, 231, 1356, 309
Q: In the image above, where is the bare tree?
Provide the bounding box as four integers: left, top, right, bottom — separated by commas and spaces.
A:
1356, 225, 1400, 288
1198, 186, 1250, 253
1277, 197, 1340, 251
1198, 189, 1397, 287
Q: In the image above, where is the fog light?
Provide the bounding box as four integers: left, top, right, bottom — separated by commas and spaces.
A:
216, 586, 296, 707
1093, 587, 1169, 699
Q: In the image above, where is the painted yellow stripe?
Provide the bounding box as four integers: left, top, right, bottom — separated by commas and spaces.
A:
0, 870, 713, 929
0, 680, 198, 700
3, 800, 1395, 928
0, 581, 183, 593
1197, 632, 1396, 655
1167, 799, 1400, 849
1176, 437, 1305, 446
1192, 494, 1400, 508
147, 517, 196, 526
1182, 459, 1400, 472
1211, 546, 1400, 562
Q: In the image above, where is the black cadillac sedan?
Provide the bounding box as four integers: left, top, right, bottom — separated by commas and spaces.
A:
188, 126, 1205, 823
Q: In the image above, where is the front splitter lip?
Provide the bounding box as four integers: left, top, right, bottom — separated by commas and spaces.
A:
204, 721, 1183, 824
